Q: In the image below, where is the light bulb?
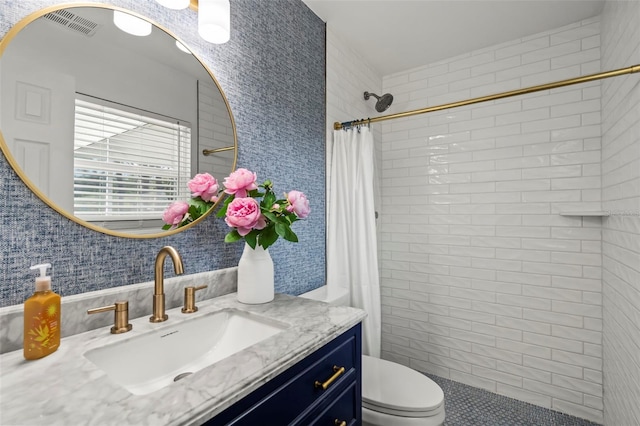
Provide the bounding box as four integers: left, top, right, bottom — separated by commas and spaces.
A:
155, 0, 190, 10
176, 40, 192, 54
198, 0, 230, 44
113, 11, 152, 37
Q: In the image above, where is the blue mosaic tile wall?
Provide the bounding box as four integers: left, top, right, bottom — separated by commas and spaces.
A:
0, 0, 326, 307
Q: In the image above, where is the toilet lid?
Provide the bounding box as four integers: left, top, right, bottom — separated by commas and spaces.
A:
362, 355, 444, 417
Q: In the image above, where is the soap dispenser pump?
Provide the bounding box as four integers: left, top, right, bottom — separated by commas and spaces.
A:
23, 263, 61, 360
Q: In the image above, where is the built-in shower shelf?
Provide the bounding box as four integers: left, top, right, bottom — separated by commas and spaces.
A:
559, 211, 610, 217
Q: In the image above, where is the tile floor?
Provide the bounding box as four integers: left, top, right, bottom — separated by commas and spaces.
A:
426, 374, 602, 426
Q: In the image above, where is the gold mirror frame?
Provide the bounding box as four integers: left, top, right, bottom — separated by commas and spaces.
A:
0, 3, 237, 239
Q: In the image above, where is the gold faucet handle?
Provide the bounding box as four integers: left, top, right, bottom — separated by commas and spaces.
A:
182, 285, 208, 313
87, 300, 133, 334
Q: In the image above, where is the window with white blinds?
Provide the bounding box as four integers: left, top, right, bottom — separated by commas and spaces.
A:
73, 96, 191, 222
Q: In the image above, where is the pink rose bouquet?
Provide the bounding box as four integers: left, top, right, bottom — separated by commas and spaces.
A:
162, 201, 189, 229
217, 168, 310, 249
224, 197, 267, 236
188, 173, 219, 202
285, 190, 310, 219
162, 168, 310, 248
223, 168, 258, 198
162, 173, 220, 230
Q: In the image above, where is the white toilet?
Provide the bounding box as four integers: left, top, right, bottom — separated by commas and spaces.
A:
300, 286, 446, 426
362, 355, 445, 426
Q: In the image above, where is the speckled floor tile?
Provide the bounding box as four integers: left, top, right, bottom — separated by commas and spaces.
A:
425, 374, 602, 426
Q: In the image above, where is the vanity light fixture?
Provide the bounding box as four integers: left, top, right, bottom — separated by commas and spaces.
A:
175, 40, 192, 54
156, 0, 231, 44
156, 0, 191, 9
113, 10, 152, 36
197, 0, 231, 44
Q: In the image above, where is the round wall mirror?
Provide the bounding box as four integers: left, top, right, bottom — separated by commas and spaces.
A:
0, 5, 237, 238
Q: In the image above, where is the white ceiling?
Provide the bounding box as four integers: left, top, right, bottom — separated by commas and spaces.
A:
302, 0, 605, 76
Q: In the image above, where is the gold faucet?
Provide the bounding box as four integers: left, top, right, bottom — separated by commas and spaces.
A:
150, 246, 184, 323
87, 300, 133, 334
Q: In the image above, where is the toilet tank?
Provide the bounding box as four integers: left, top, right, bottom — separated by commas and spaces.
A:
299, 285, 350, 307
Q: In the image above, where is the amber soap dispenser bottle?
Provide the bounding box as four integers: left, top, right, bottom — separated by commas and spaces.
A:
23, 263, 61, 360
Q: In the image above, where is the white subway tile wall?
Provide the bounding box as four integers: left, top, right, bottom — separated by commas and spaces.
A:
601, 1, 640, 425
380, 18, 605, 423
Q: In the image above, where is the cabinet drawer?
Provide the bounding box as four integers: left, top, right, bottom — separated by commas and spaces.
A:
229, 335, 356, 425
295, 334, 357, 405
209, 324, 361, 426
301, 380, 358, 426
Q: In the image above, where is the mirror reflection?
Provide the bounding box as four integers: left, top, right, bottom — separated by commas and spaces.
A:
0, 6, 237, 237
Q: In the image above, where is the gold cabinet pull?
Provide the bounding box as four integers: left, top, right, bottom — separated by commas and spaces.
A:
314, 365, 345, 390
334, 420, 347, 426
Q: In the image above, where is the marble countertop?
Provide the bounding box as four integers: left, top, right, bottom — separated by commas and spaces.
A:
0, 293, 366, 426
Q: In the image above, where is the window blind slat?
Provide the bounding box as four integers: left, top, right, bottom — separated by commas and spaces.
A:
73, 98, 191, 220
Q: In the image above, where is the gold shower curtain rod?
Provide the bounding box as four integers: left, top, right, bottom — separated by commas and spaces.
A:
334, 64, 640, 130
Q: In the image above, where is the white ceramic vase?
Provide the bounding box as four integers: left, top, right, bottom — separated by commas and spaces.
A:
237, 242, 274, 304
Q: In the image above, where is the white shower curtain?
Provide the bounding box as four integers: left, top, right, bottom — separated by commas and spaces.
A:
327, 126, 381, 357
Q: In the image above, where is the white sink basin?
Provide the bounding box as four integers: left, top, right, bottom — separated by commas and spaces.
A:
84, 308, 289, 395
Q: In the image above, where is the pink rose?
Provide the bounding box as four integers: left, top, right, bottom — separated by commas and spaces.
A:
223, 168, 258, 198
188, 173, 219, 202
225, 197, 267, 236
162, 201, 189, 227
285, 190, 310, 219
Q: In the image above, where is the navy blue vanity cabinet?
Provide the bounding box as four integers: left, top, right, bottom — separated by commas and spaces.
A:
206, 323, 362, 426
297, 379, 359, 426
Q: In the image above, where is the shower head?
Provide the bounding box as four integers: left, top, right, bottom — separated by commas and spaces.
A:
364, 91, 393, 112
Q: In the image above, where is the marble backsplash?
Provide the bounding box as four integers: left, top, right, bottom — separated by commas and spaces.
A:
0, 267, 237, 354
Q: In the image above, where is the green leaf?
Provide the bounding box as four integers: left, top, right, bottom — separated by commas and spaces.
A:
263, 191, 276, 209
244, 231, 258, 249
188, 205, 201, 220
258, 225, 279, 249
275, 223, 288, 238
161, 224, 172, 230
216, 194, 233, 218
283, 226, 298, 243
224, 229, 242, 243
263, 211, 278, 223
189, 198, 211, 215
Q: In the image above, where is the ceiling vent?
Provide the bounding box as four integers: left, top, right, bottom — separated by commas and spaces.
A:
43, 9, 100, 37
